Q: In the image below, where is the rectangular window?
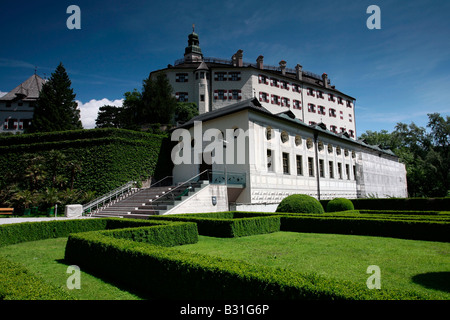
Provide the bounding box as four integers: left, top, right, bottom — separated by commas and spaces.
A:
280, 81, 289, 90
215, 72, 227, 81
346, 100, 353, 108
318, 106, 326, 115
293, 100, 301, 110
329, 161, 334, 179
319, 159, 325, 178
229, 72, 241, 81
338, 163, 343, 179
353, 165, 357, 180
330, 125, 337, 133
258, 74, 269, 85
308, 157, 314, 177
337, 97, 343, 105
282, 152, 290, 174
271, 95, 280, 105
308, 104, 316, 113
259, 92, 269, 103
281, 97, 290, 107
175, 92, 189, 102
346, 164, 350, 180
317, 91, 324, 99
328, 94, 335, 102
176, 73, 189, 82
307, 88, 315, 97
292, 84, 300, 93
296, 155, 303, 176
329, 108, 336, 117
267, 149, 274, 172
200, 94, 205, 102
218, 90, 226, 100
271, 78, 279, 87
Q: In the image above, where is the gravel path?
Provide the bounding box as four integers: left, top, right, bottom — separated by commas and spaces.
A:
0, 216, 93, 225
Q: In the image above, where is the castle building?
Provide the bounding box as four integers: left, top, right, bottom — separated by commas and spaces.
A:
163, 30, 408, 209
0, 74, 45, 133
151, 29, 357, 139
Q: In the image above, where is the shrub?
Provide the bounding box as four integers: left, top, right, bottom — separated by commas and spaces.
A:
276, 194, 324, 214
326, 198, 355, 212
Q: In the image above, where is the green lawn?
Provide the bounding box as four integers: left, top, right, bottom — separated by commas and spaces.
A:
0, 238, 143, 300
0, 232, 449, 300
178, 232, 450, 299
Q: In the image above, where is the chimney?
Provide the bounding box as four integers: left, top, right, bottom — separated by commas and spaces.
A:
256, 55, 264, 69
322, 73, 329, 89
295, 64, 303, 80
279, 60, 287, 75
234, 49, 243, 67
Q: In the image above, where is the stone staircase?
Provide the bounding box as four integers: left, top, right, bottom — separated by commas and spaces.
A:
90, 180, 209, 219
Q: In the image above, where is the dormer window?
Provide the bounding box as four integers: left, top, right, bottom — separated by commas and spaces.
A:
215, 72, 227, 81
229, 72, 241, 81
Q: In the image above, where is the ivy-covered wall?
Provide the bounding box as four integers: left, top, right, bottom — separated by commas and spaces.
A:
0, 128, 173, 196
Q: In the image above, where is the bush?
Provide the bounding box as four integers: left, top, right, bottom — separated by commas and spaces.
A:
326, 198, 355, 212
276, 194, 324, 214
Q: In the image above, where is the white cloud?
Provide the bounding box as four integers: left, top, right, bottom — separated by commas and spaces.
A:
77, 98, 123, 129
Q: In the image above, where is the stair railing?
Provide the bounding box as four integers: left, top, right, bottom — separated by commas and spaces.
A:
148, 170, 209, 209
83, 181, 138, 215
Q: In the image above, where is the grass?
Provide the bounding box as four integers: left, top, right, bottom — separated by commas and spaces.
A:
177, 232, 450, 299
0, 231, 449, 300
0, 238, 143, 300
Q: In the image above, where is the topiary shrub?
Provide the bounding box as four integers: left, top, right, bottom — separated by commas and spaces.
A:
326, 198, 355, 212
276, 194, 324, 214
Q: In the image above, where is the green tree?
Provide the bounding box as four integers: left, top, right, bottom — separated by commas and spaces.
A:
141, 72, 177, 125
95, 105, 123, 128
29, 63, 82, 133
174, 102, 199, 124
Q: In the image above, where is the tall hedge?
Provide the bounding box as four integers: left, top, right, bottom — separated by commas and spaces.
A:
0, 128, 173, 195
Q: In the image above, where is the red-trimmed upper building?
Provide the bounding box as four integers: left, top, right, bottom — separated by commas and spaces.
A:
151, 29, 357, 139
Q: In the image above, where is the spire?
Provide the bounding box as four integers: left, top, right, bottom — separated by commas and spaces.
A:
184, 26, 203, 63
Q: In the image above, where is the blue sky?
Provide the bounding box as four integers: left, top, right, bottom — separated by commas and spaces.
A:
1, 0, 449, 134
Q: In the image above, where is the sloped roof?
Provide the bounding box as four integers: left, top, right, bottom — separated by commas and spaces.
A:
176, 98, 398, 158
0, 74, 46, 101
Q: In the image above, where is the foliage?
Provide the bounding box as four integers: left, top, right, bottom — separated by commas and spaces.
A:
0, 128, 169, 209
276, 194, 325, 214
174, 102, 199, 124
28, 63, 82, 133
0, 256, 73, 300
358, 113, 449, 197
326, 198, 355, 212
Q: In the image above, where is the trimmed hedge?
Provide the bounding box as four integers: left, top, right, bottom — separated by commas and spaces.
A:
280, 215, 450, 242
326, 198, 354, 212
276, 194, 324, 214
102, 221, 198, 247
350, 198, 450, 212
64, 229, 427, 300
148, 212, 281, 238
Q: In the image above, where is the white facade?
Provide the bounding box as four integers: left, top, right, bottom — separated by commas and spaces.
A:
172, 99, 408, 206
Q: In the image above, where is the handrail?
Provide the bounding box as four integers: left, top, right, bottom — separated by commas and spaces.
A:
149, 170, 209, 205
149, 176, 173, 188
83, 180, 137, 215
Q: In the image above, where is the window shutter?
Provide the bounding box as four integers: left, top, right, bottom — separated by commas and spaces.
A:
214, 90, 218, 99
3, 120, 7, 130
214, 73, 218, 80
238, 90, 242, 100
223, 90, 227, 100
175, 92, 179, 100
228, 91, 233, 99
185, 93, 189, 101
175, 75, 179, 82
185, 75, 188, 82
270, 79, 274, 86
271, 95, 274, 104
259, 92, 263, 102
258, 75, 262, 84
